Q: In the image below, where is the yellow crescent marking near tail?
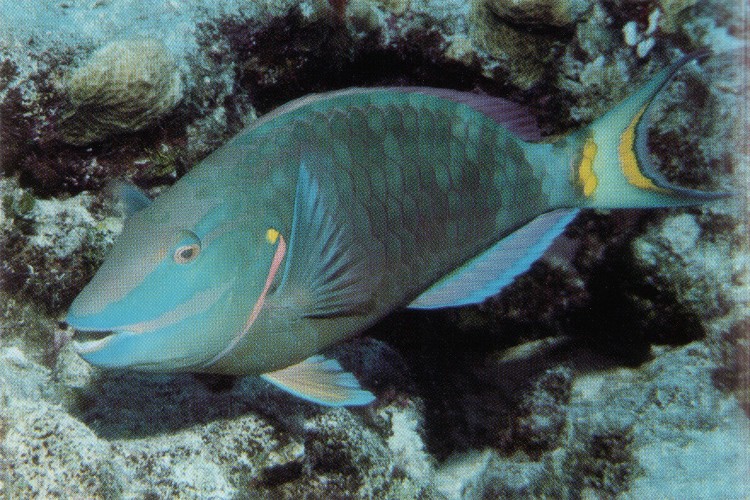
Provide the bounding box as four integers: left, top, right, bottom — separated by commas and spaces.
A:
618, 105, 667, 192
577, 135, 598, 197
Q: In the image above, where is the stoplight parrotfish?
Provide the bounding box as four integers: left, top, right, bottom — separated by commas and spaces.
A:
66, 54, 727, 407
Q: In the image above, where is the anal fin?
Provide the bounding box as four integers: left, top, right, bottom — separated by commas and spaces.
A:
261, 355, 376, 407
408, 209, 579, 309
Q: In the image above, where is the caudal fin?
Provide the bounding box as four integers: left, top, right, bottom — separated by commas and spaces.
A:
571, 52, 731, 208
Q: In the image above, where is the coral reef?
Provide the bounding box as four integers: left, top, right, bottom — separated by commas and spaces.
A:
469, 0, 567, 90
0, 178, 120, 314
0, 338, 433, 498
713, 318, 750, 417
484, 0, 593, 27
0, 0, 747, 498
59, 38, 183, 146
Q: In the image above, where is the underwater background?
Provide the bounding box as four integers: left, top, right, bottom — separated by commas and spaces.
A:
0, 0, 748, 498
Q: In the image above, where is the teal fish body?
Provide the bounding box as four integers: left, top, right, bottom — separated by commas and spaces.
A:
66, 55, 727, 406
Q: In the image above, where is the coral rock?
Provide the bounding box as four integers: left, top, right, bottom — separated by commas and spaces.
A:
469, 0, 593, 89
658, 0, 700, 34
484, 0, 593, 27
59, 38, 183, 146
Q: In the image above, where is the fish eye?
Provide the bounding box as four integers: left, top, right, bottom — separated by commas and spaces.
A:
173, 230, 202, 264
174, 244, 200, 264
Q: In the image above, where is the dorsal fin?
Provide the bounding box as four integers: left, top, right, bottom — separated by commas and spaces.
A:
391, 87, 543, 142
408, 209, 579, 309
272, 152, 379, 318
250, 87, 543, 143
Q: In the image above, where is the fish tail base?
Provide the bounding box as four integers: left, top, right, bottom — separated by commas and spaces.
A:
570, 51, 731, 209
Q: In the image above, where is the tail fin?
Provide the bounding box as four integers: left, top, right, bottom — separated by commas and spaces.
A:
571, 52, 731, 208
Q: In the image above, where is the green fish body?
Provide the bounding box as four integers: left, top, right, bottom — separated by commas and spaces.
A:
201, 89, 571, 374
66, 55, 726, 406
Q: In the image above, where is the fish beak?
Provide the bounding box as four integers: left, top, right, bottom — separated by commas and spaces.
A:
65, 275, 237, 371
72, 332, 138, 368
66, 325, 167, 370
65, 310, 209, 371
72, 332, 116, 355
65, 311, 124, 367
65, 306, 141, 368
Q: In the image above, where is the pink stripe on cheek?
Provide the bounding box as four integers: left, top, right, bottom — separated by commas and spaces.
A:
199, 233, 288, 369
243, 234, 287, 332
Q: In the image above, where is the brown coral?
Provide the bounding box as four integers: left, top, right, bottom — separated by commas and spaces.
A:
469, 0, 591, 89
59, 38, 183, 146
485, 0, 593, 27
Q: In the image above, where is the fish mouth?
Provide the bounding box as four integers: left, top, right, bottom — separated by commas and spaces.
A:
71, 329, 118, 354
70, 328, 210, 371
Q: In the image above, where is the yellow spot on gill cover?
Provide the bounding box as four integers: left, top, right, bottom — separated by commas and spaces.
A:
618, 105, 666, 192
266, 228, 280, 244
577, 135, 598, 197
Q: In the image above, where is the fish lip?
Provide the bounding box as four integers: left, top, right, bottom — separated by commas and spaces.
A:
72, 335, 115, 355
71, 330, 211, 371
71, 330, 118, 354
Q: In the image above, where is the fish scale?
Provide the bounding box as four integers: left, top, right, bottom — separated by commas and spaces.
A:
280, 95, 546, 305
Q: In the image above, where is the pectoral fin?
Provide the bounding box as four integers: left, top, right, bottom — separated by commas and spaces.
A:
110, 181, 152, 218
274, 153, 379, 318
261, 355, 376, 406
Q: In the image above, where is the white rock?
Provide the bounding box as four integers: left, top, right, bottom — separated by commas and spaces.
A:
659, 213, 701, 255
386, 404, 433, 484
623, 21, 639, 46
637, 37, 656, 58
432, 450, 494, 499
2, 346, 30, 368
646, 9, 660, 35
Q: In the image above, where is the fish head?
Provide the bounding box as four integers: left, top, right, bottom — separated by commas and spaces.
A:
65, 180, 277, 372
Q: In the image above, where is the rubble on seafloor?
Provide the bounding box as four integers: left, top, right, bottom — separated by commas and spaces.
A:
0, 0, 747, 498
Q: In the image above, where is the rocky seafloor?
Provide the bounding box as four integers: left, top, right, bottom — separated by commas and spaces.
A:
0, 0, 748, 498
